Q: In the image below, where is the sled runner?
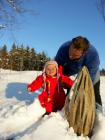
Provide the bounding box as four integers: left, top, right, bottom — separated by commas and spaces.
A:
64, 66, 96, 136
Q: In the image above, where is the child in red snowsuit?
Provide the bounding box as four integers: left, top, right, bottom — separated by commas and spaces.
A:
27, 60, 73, 113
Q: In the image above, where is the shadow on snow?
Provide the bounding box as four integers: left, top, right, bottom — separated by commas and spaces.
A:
5, 82, 40, 104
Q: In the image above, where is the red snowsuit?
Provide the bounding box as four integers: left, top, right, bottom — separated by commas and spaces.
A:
28, 74, 73, 113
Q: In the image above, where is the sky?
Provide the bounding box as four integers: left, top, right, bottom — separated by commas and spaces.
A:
0, 0, 105, 68
0, 69, 105, 140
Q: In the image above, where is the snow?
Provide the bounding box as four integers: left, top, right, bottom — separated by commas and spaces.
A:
0, 69, 105, 140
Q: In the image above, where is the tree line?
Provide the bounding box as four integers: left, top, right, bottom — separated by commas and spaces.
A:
100, 69, 105, 76
0, 43, 50, 71
0, 43, 105, 75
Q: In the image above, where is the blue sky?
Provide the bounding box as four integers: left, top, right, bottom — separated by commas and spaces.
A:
1, 0, 105, 68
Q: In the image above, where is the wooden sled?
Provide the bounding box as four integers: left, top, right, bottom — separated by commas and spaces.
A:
64, 66, 96, 137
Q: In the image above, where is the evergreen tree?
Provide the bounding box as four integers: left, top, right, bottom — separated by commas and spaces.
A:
0, 43, 51, 71
23, 46, 31, 70
30, 48, 37, 70
36, 52, 50, 71
10, 43, 18, 70
18, 44, 24, 71
0, 45, 9, 69
100, 68, 105, 76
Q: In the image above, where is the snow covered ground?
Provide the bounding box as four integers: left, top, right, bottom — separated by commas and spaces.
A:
0, 69, 105, 140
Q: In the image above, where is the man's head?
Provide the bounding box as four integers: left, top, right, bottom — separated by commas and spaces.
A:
69, 36, 90, 60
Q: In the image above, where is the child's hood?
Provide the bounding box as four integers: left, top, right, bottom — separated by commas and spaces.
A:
43, 60, 58, 73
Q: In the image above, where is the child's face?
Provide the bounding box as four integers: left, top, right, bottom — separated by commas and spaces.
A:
45, 64, 57, 77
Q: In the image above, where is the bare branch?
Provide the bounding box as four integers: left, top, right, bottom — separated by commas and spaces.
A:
0, 0, 37, 30
0, 24, 7, 29
7, 0, 26, 13
97, 0, 105, 21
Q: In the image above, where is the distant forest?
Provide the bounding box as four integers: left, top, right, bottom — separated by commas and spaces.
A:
0, 43, 105, 75
0, 43, 51, 71
100, 69, 105, 76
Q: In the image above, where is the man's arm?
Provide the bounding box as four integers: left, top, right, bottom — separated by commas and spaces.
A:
84, 46, 100, 83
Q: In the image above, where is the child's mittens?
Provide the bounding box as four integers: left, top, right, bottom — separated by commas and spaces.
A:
27, 87, 32, 92
28, 88, 33, 95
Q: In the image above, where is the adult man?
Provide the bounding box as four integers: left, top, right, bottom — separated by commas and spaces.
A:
55, 36, 102, 110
